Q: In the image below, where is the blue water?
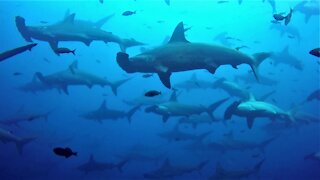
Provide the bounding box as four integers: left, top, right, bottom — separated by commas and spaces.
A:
0, 0, 319, 179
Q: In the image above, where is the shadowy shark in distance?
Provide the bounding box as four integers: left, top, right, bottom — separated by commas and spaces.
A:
209, 159, 265, 179
174, 73, 213, 91
0, 127, 36, 155
144, 158, 208, 179
35, 61, 131, 95
117, 22, 271, 88
269, 23, 301, 42
15, 11, 144, 54
269, 46, 303, 71
294, 1, 319, 23
81, 100, 140, 123
77, 154, 129, 174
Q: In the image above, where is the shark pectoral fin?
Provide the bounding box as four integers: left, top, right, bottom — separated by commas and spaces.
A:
49, 41, 58, 52
162, 115, 169, 123
247, 117, 255, 129
206, 64, 218, 74
158, 72, 172, 89
83, 40, 92, 46
61, 86, 69, 95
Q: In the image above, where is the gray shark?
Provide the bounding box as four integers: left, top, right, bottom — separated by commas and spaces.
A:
269, 46, 303, 71
144, 159, 208, 179
0, 109, 52, 127
17, 76, 60, 94
0, 127, 36, 155
178, 113, 222, 129
269, 23, 301, 42
35, 61, 130, 95
145, 94, 229, 123
213, 77, 250, 100
207, 132, 277, 153
234, 71, 278, 86
81, 100, 140, 123
15, 13, 144, 53
209, 159, 265, 179
294, 1, 320, 23
224, 95, 295, 129
305, 151, 320, 162
77, 154, 128, 174
305, 89, 320, 102
174, 73, 213, 91
158, 124, 212, 142
116, 22, 270, 88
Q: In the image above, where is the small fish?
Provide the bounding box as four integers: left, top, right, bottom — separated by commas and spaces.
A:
122, 11, 136, 16
13, 72, 22, 76
99, 0, 103, 4
217, 0, 229, 4
54, 48, 76, 56
309, 48, 320, 58
142, 73, 153, 78
287, 35, 295, 39
145, 90, 161, 97
43, 57, 51, 63
53, 147, 77, 158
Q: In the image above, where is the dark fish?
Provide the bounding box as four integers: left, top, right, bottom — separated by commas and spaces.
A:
142, 73, 154, 78
273, 13, 286, 21
309, 48, 320, 58
145, 90, 161, 97
54, 48, 76, 56
53, 147, 77, 158
287, 35, 295, 39
217, 0, 229, 3
13, 72, 22, 76
43, 57, 51, 63
0, 43, 37, 62
122, 11, 136, 16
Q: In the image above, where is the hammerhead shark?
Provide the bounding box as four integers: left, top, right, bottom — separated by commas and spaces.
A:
144, 159, 209, 179
117, 22, 270, 88
15, 12, 144, 54
77, 154, 128, 174
35, 61, 131, 95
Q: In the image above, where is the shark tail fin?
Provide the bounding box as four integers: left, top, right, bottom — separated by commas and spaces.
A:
207, 97, 229, 120
15, 16, 33, 42
251, 52, 271, 81
16, 137, 36, 155
126, 105, 141, 123
224, 101, 241, 120
195, 160, 209, 171
71, 49, 76, 55
254, 159, 265, 172
116, 159, 129, 173
109, 77, 132, 96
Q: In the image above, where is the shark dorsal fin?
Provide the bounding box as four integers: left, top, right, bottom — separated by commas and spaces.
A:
99, 100, 107, 111
89, 154, 95, 163
248, 93, 256, 101
68, 61, 78, 74
161, 159, 172, 170
169, 89, 178, 102
168, 22, 190, 44
95, 14, 115, 28
63, 13, 76, 24
190, 73, 198, 82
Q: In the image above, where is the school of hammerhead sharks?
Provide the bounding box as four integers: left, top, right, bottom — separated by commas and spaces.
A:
0, 0, 319, 179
